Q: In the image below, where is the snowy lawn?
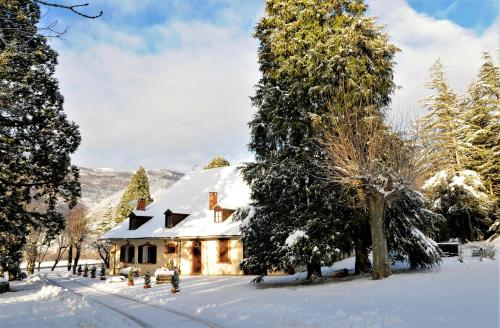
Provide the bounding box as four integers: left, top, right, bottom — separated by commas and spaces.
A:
45, 242, 499, 328
0, 272, 137, 327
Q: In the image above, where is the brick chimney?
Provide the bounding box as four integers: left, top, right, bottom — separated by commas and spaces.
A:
136, 198, 146, 211
209, 192, 217, 210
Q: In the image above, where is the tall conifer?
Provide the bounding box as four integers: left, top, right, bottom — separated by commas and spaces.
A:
0, 0, 81, 277
240, 0, 398, 277
115, 167, 153, 223
463, 53, 499, 198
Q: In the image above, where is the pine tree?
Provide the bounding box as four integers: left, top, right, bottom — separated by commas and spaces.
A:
115, 167, 153, 223
463, 53, 499, 199
0, 0, 81, 278
423, 170, 494, 242
417, 60, 466, 174
418, 59, 497, 242
240, 0, 398, 278
204, 157, 230, 169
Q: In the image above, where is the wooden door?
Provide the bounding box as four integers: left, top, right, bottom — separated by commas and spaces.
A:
191, 240, 202, 274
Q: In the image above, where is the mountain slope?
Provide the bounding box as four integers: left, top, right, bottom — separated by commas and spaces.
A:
78, 167, 184, 226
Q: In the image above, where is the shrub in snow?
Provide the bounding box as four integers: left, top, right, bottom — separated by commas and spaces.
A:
77, 265, 82, 275
16, 272, 27, 280
170, 269, 180, 293
90, 265, 96, 279
144, 271, 151, 288
83, 264, 89, 277
100, 265, 106, 280
127, 267, 135, 285
423, 170, 494, 242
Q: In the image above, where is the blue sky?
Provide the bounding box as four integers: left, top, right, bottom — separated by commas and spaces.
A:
42, 0, 497, 50
407, 0, 498, 33
37, 1, 498, 171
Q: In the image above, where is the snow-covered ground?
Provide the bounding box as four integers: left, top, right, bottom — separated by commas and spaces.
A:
1, 242, 498, 328
0, 273, 138, 327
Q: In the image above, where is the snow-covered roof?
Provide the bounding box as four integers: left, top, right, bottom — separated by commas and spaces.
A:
101, 166, 251, 240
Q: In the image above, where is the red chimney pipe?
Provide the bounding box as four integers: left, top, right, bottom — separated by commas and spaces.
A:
137, 198, 146, 211
209, 192, 217, 210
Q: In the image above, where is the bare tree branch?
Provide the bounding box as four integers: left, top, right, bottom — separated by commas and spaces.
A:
36, 1, 103, 19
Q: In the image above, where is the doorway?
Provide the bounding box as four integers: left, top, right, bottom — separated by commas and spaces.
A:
191, 240, 202, 274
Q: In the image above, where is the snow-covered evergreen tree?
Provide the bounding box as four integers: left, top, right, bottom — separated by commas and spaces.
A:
422, 170, 494, 241
462, 53, 499, 199
417, 60, 466, 174
385, 188, 443, 268
0, 0, 81, 278
239, 0, 398, 278
418, 58, 497, 242
115, 167, 153, 223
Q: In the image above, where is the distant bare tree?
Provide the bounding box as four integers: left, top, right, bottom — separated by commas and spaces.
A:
65, 204, 89, 271
50, 231, 69, 271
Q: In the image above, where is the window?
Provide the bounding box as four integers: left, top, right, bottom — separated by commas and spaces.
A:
165, 243, 177, 254
214, 208, 223, 223
129, 214, 152, 230
138, 244, 157, 264
218, 239, 230, 263
120, 245, 135, 263
165, 211, 189, 228
214, 208, 235, 223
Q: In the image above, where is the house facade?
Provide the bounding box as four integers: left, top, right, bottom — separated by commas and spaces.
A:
101, 166, 251, 276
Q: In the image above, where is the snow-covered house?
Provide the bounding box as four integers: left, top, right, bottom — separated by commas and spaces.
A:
101, 166, 251, 276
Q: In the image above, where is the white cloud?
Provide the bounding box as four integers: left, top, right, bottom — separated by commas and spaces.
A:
56, 21, 259, 171
368, 0, 498, 125
54, 0, 497, 171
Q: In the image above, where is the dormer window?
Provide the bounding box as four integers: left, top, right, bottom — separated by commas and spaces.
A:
214, 206, 235, 223
164, 210, 189, 228
129, 213, 153, 230
214, 207, 223, 223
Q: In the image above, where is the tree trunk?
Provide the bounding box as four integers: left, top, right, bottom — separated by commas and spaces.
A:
26, 257, 35, 275
50, 246, 67, 271
97, 243, 110, 268
367, 191, 391, 280
354, 236, 371, 275
306, 262, 322, 280
67, 244, 73, 271
73, 243, 81, 269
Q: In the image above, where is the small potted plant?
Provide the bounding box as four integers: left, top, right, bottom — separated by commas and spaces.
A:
77, 264, 82, 276
83, 264, 89, 277
143, 271, 151, 289
100, 265, 106, 281
170, 269, 180, 293
127, 267, 135, 286
90, 265, 97, 279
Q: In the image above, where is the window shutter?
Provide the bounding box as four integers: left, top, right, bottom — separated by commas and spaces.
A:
138, 245, 143, 264
149, 246, 157, 264
120, 246, 125, 262
128, 246, 135, 263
